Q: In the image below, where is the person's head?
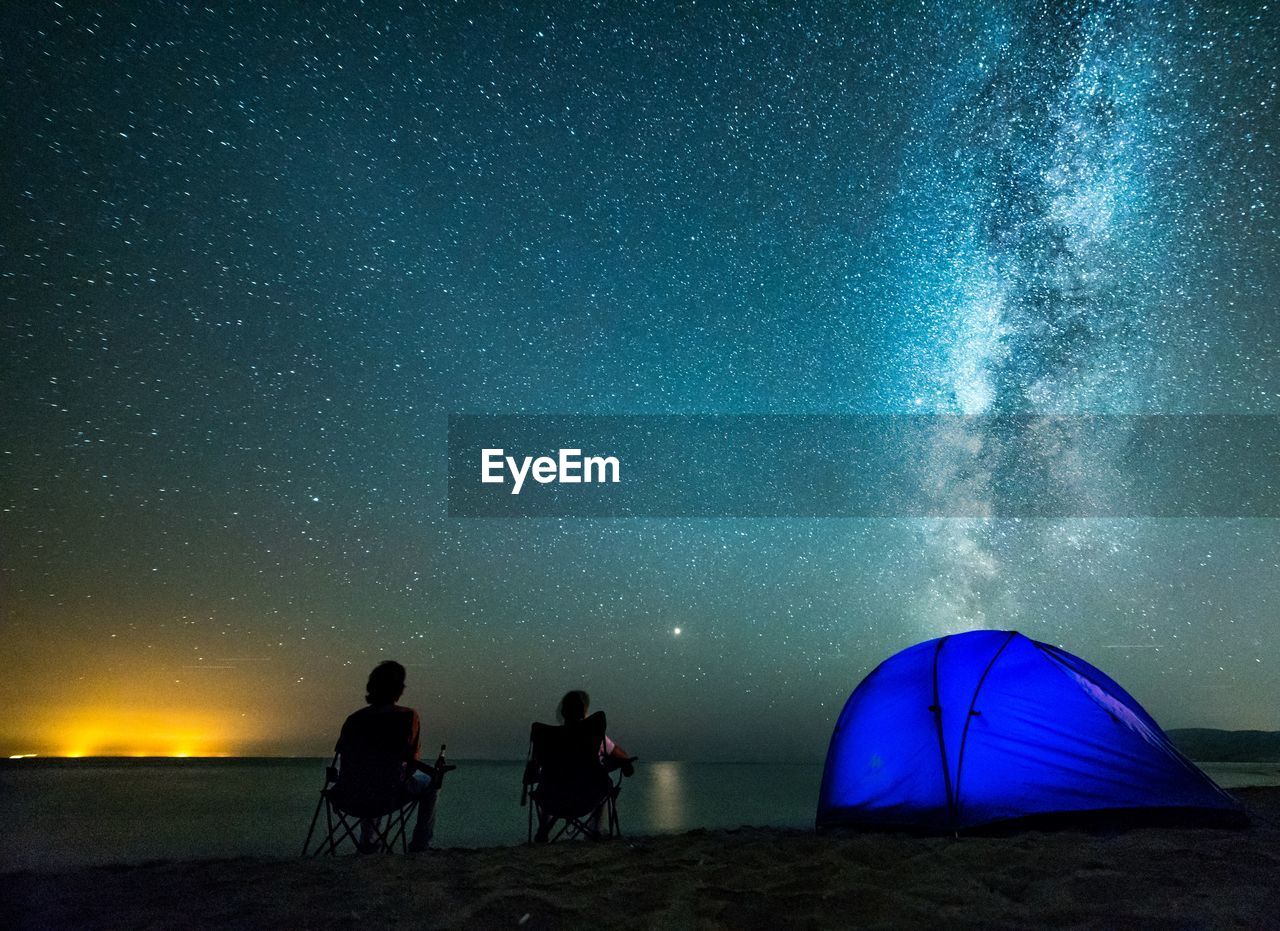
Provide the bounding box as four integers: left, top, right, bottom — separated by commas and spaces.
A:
556, 689, 590, 723
365, 660, 407, 705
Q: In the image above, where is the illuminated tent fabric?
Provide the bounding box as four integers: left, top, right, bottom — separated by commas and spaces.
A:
817, 630, 1243, 832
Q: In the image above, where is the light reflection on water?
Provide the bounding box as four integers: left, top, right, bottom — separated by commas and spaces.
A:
645, 761, 689, 833
0, 758, 1274, 871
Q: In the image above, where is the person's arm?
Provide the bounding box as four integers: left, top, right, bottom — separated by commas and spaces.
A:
603, 734, 629, 760
602, 734, 635, 775
407, 709, 422, 762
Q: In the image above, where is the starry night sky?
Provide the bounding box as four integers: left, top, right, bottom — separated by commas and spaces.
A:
2, 0, 1277, 759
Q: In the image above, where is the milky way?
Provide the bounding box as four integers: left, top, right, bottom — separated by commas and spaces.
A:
907, 0, 1177, 632
1, 0, 1276, 758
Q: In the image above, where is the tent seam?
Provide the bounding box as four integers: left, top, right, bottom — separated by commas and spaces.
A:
930, 636, 957, 829
951, 630, 1019, 829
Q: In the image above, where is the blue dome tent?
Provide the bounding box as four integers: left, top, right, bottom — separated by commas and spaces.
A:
817, 630, 1244, 832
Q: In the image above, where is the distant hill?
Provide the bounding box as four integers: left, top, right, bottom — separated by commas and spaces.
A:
1167, 729, 1280, 763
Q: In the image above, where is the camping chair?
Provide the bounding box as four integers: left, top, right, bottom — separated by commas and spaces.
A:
301, 750, 453, 856
520, 710, 635, 843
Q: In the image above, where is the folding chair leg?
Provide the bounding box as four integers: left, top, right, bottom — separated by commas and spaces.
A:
305, 798, 423, 857
330, 811, 364, 856
329, 807, 366, 857
385, 800, 419, 853
527, 794, 624, 844
325, 802, 337, 856
302, 794, 326, 856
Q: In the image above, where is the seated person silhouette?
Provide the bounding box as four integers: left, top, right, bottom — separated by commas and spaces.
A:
334, 660, 440, 852
529, 689, 634, 843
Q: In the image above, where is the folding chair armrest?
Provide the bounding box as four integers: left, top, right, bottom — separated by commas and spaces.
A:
414, 759, 458, 778
603, 755, 638, 777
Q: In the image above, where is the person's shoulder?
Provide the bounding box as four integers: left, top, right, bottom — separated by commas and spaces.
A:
342, 706, 372, 726
392, 705, 421, 738
337, 706, 372, 744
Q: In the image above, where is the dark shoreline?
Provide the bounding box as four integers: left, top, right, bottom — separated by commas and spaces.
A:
4, 786, 1278, 930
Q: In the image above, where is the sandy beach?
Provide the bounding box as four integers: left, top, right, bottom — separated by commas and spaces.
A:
3, 786, 1276, 929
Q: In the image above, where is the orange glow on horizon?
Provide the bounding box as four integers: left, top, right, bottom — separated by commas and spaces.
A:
41, 707, 240, 759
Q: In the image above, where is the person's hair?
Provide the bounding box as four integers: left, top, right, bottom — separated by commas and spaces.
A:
556, 689, 590, 723
366, 660, 407, 705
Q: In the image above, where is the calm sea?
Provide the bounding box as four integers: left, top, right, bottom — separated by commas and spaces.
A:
1, 759, 1276, 871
